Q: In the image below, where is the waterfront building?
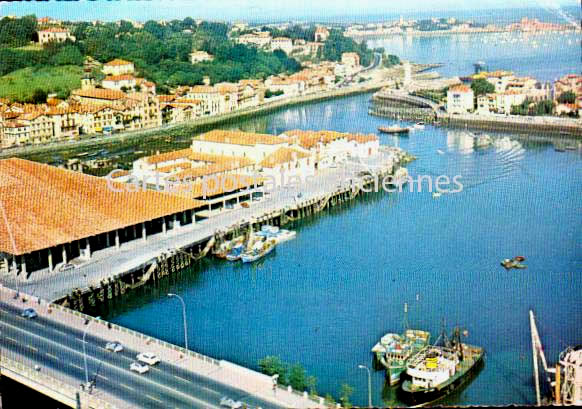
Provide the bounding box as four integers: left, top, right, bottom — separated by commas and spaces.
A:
265, 77, 305, 97
191, 129, 289, 162
102, 59, 135, 76
190, 51, 215, 64
447, 85, 475, 114
37, 27, 75, 45
160, 98, 204, 124
259, 147, 314, 186
187, 86, 222, 116
0, 158, 204, 276
554, 74, 582, 100
71, 88, 127, 107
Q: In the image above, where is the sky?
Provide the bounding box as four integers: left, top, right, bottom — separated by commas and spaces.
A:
0, 0, 579, 23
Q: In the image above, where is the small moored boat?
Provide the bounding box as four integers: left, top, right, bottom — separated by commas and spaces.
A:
241, 239, 276, 263
378, 125, 410, 134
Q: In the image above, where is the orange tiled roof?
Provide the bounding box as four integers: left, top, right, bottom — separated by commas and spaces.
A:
190, 85, 218, 94
38, 27, 69, 33
0, 158, 204, 255
104, 58, 133, 66
449, 84, 472, 93
158, 95, 176, 103
104, 75, 136, 81
260, 147, 310, 168
196, 129, 287, 146
73, 88, 126, 101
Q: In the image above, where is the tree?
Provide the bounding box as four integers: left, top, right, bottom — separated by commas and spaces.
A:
339, 383, 354, 409
258, 356, 288, 385
557, 91, 576, 104
30, 88, 47, 104
288, 364, 308, 391
383, 54, 400, 67
50, 45, 84, 66
470, 78, 495, 96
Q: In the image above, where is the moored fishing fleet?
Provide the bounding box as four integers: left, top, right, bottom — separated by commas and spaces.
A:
371, 304, 485, 407
214, 225, 297, 263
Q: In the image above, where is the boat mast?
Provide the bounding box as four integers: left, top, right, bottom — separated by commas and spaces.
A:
530, 310, 543, 406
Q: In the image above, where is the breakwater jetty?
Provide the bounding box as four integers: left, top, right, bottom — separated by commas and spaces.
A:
370, 90, 582, 137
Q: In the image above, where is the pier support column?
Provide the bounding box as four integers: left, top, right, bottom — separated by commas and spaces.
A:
62, 245, 68, 264
20, 255, 26, 276
12, 256, 17, 276
142, 222, 147, 242
132, 225, 137, 240
191, 210, 196, 224
3, 256, 8, 273
162, 218, 167, 235
48, 249, 53, 272
85, 238, 91, 258
106, 233, 110, 248
115, 230, 120, 249
173, 214, 179, 230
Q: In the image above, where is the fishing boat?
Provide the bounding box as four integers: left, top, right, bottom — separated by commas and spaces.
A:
378, 125, 410, 135
241, 238, 276, 263
413, 122, 425, 130
371, 304, 431, 386
399, 327, 484, 406
214, 236, 245, 259
256, 225, 296, 244
501, 258, 527, 270
225, 244, 245, 261
432, 192, 442, 199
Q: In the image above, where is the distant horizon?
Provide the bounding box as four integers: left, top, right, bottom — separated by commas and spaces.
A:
0, 1, 580, 24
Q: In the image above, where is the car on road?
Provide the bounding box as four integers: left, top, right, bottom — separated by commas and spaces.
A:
220, 397, 243, 409
129, 362, 149, 374
105, 341, 123, 353
21, 308, 37, 319
136, 352, 160, 365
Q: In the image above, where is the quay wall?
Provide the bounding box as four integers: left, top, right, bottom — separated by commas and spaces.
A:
0, 84, 384, 159
55, 163, 411, 313
370, 95, 582, 138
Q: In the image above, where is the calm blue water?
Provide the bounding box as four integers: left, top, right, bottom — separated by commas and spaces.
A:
104, 92, 582, 406
368, 31, 581, 81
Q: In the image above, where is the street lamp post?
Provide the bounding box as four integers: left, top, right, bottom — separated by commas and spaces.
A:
168, 293, 188, 351
358, 364, 372, 408
82, 317, 99, 392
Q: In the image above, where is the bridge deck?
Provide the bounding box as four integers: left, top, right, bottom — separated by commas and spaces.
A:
0, 286, 322, 409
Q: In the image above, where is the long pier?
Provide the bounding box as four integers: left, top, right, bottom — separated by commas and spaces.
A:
370, 90, 582, 137
2, 150, 410, 311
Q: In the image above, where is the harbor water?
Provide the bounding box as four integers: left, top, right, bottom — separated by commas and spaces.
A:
102, 91, 582, 406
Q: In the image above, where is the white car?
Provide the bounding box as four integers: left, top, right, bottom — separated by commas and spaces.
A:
105, 341, 123, 353
129, 362, 149, 374
136, 352, 160, 365
220, 397, 242, 409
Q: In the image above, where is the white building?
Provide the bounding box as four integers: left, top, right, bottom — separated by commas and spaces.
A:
37, 27, 75, 45
271, 37, 294, 54
447, 85, 474, 114
102, 59, 135, 76
102, 75, 137, 91
189, 51, 214, 64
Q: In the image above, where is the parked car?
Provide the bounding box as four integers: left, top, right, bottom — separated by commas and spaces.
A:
240, 202, 250, 208
220, 397, 242, 409
136, 352, 160, 365
59, 263, 76, 272
21, 308, 37, 319
129, 362, 149, 374
105, 341, 123, 353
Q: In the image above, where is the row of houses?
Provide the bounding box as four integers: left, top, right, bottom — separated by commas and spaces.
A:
235, 26, 330, 57
0, 54, 359, 148
447, 72, 581, 116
